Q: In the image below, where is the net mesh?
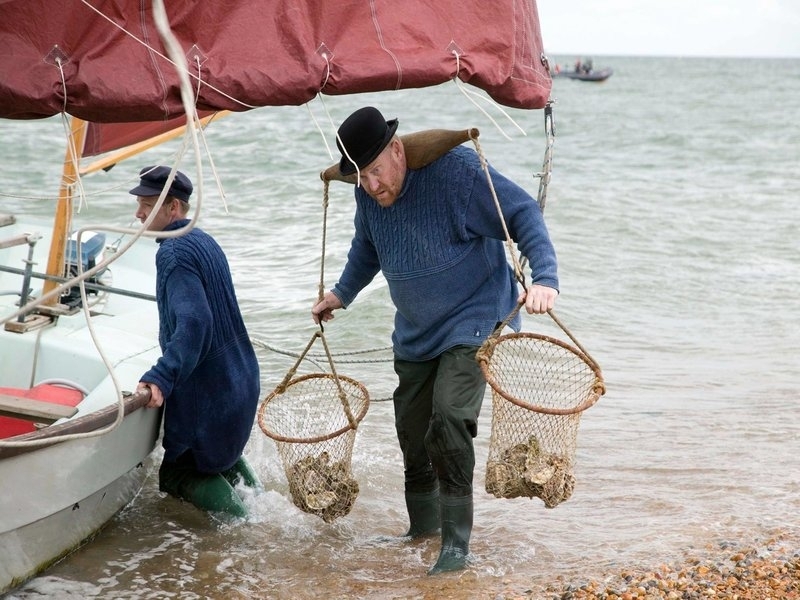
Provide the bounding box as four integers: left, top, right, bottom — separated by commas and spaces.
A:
257, 373, 369, 522
477, 332, 604, 508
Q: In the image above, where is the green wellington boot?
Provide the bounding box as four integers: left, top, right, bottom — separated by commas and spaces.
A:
159, 457, 249, 518
181, 473, 249, 518
427, 494, 473, 575
222, 455, 263, 491
404, 489, 441, 538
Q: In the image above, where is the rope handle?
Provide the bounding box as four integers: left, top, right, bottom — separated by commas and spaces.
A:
474, 101, 601, 374
486, 301, 602, 374
267, 178, 359, 431
316, 328, 358, 429
470, 132, 526, 287
319, 180, 330, 303
273, 329, 359, 431
273, 177, 357, 429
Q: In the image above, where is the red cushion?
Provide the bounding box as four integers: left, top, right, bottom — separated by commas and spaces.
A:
0, 383, 84, 438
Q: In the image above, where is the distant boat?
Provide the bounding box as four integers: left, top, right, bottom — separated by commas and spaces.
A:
552, 67, 613, 82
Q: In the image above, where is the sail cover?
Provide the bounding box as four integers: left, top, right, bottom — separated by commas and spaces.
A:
0, 0, 551, 123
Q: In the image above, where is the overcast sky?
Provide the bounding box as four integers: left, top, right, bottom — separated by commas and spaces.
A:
538, 0, 800, 58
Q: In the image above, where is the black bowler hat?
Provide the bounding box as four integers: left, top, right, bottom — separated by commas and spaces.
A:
128, 165, 193, 202
336, 107, 399, 175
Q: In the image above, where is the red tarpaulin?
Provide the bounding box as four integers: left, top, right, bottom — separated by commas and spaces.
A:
0, 0, 551, 124
81, 112, 216, 158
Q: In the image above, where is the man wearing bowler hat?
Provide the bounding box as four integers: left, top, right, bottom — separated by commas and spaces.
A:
130, 165, 262, 518
312, 107, 559, 574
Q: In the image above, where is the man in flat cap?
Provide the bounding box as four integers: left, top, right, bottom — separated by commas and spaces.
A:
312, 108, 559, 574
131, 165, 261, 517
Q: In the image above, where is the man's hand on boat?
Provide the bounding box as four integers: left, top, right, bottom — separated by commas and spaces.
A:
311, 291, 343, 324
137, 382, 164, 408
518, 284, 558, 314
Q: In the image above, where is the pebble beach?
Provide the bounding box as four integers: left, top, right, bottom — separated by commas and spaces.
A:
345, 532, 800, 600
536, 532, 800, 600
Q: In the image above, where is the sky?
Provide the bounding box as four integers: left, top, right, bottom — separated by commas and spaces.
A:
537, 0, 800, 58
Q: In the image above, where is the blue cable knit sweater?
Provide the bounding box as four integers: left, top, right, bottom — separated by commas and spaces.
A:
142, 219, 260, 473
333, 145, 559, 361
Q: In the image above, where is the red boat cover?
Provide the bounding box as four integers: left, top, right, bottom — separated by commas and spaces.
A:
82, 112, 216, 158
0, 0, 551, 125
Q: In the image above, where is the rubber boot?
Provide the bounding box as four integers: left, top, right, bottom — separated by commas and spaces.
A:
222, 455, 263, 491
427, 494, 473, 575
181, 473, 249, 518
404, 489, 440, 538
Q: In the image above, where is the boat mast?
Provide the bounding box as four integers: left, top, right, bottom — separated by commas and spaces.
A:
42, 116, 85, 306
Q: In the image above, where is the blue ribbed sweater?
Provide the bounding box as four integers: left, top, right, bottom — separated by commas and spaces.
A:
142, 219, 260, 473
333, 145, 558, 361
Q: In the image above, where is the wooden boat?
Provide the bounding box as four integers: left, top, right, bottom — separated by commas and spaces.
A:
0, 0, 554, 592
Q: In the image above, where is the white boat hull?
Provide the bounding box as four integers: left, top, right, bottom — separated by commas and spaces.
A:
0, 408, 159, 592
0, 215, 163, 593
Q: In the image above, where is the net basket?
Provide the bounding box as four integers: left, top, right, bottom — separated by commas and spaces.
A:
476, 332, 605, 508
257, 372, 369, 522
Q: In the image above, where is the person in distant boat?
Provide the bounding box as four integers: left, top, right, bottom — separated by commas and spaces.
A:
130, 166, 262, 518
311, 107, 559, 574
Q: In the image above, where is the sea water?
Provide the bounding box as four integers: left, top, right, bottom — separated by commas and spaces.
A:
1, 55, 798, 599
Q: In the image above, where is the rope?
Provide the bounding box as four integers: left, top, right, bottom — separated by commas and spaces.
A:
449, 48, 524, 141
251, 338, 392, 364
317, 330, 359, 428
544, 309, 602, 373
260, 328, 364, 432
468, 102, 600, 373
251, 338, 394, 403
469, 132, 526, 287
263, 169, 367, 429
319, 182, 330, 302
252, 336, 394, 403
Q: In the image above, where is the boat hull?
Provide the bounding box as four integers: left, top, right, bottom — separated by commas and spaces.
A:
0, 215, 163, 593
0, 419, 157, 593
